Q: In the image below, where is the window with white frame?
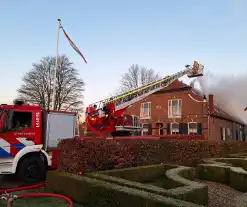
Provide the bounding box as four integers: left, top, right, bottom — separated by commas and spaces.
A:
188, 122, 197, 134
140, 102, 151, 119
171, 122, 179, 134
168, 99, 182, 118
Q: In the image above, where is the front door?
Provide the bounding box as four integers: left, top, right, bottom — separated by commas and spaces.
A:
155, 123, 163, 135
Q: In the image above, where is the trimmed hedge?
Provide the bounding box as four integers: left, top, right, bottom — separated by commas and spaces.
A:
93, 164, 183, 189
96, 164, 176, 182
46, 171, 204, 207
86, 164, 182, 190
58, 138, 247, 174
202, 157, 247, 172
228, 152, 247, 158
229, 167, 247, 191
197, 164, 230, 184
197, 156, 247, 192
86, 164, 208, 205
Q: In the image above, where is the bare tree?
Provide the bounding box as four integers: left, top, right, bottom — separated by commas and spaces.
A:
117, 64, 161, 93
17, 55, 84, 111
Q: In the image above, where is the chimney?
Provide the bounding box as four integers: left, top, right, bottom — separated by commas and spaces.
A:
208, 94, 214, 114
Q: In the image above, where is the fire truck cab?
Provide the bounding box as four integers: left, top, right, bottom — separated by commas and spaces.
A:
0, 99, 77, 183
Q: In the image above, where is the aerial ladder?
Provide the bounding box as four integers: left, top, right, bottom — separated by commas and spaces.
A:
85, 61, 204, 138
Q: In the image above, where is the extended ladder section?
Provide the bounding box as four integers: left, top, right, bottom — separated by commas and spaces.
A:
91, 62, 204, 112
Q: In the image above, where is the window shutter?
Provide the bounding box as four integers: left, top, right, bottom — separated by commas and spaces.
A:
197, 123, 202, 135
184, 123, 188, 134
140, 104, 142, 117
168, 100, 171, 116
175, 100, 179, 115
220, 127, 223, 140
167, 123, 170, 135
148, 124, 152, 135
179, 123, 183, 134
148, 102, 151, 117
179, 100, 182, 115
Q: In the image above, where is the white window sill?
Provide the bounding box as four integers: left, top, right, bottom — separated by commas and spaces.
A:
188, 132, 198, 134
168, 115, 182, 118
140, 116, 151, 119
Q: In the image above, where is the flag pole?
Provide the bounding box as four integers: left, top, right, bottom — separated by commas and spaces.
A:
51, 18, 61, 110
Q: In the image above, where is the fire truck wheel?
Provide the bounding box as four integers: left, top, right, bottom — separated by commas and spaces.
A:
17, 156, 46, 183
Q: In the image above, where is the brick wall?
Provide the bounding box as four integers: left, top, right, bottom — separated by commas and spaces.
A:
127, 83, 209, 138
208, 117, 232, 142
208, 117, 245, 142
127, 82, 246, 142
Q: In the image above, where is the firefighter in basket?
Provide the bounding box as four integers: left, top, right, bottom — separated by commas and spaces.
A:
192, 61, 199, 75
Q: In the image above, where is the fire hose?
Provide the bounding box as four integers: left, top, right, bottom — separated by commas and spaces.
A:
0, 183, 73, 207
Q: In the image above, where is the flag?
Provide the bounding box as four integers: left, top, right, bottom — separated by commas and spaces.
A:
61, 27, 87, 64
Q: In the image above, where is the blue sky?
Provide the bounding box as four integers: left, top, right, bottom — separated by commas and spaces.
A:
1, 0, 247, 107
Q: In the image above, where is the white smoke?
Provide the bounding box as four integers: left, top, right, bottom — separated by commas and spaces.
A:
194, 72, 247, 124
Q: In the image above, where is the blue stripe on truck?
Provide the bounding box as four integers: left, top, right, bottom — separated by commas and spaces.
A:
0, 148, 12, 158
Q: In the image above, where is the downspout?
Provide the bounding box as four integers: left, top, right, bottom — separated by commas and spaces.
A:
208, 115, 210, 140
207, 94, 214, 141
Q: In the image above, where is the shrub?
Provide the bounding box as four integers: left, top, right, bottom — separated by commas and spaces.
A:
46, 171, 203, 207
58, 138, 247, 175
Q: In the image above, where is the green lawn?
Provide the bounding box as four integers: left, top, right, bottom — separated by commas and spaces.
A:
0, 188, 84, 207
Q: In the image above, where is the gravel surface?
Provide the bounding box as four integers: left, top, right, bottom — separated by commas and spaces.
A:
197, 180, 243, 207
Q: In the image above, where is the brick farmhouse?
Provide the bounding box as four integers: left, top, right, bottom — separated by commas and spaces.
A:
127, 80, 247, 141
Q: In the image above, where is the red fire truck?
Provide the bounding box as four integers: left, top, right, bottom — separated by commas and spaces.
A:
0, 61, 204, 183
0, 101, 77, 183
